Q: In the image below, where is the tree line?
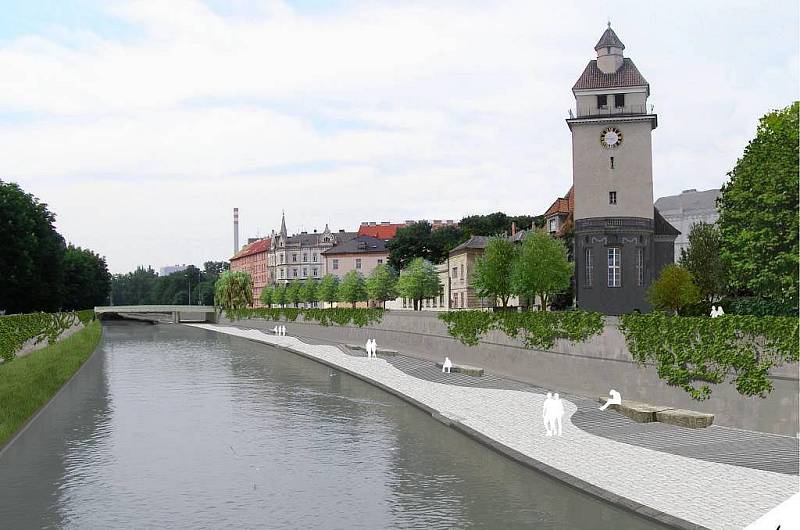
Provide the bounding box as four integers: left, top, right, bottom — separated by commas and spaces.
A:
110, 262, 228, 306
1, 181, 111, 314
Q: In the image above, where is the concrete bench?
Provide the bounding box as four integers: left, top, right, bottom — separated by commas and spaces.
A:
345, 344, 398, 356
598, 397, 714, 428
435, 362, 484, 377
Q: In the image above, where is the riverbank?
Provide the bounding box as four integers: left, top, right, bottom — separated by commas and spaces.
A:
0, 320, 102, 447
191, 323, 798, 530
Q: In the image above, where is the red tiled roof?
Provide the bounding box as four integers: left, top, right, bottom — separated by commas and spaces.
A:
231, 238, 271, 261
357, 224, 405, 240
544, 186, 574, 217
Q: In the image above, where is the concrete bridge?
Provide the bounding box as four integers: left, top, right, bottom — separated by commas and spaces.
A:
94, 305, 218, 324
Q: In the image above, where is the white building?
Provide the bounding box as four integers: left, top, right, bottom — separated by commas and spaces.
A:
655, 188, 720, 261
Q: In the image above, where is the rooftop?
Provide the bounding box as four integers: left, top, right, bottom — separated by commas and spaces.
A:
231, 238, 271, 260
322, 235, 388, 255
573, 58, 648, 92
655, 188, 721, 214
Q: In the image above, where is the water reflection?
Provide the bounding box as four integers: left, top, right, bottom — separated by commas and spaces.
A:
0, 322, 666, 529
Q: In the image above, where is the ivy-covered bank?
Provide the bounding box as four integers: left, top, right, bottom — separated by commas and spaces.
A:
224, 308, 384, 328
439, 310, 605, 350
619, 313, 799, 400
0, 319, 103, 446
0, 310, 95, 362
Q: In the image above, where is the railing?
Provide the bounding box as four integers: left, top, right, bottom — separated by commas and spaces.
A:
569, 104, 650, 118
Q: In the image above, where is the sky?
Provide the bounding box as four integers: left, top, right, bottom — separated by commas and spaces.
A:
1, 0, 797, 274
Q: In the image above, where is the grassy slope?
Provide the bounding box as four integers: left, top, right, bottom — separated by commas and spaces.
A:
0, 320, 103, 446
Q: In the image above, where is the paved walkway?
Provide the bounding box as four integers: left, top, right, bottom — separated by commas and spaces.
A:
190, 324, 799, 530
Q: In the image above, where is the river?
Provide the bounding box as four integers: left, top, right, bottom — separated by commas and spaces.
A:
0, 322, 668, 529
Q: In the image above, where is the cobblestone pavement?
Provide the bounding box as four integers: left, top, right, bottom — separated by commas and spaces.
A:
190, 324, 799, 530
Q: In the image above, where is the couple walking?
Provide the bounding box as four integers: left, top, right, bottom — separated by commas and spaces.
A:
364, 338, 378, 358
542, 392, 565, 436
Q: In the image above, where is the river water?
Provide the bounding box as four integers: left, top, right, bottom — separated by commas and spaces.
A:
0, 322, 667, 529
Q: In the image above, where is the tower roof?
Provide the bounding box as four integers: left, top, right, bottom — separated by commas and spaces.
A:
572, 58, 648, 92
280, 211, 287, 237
595, 24, 625, 51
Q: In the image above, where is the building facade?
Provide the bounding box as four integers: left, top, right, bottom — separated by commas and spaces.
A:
569, 25, 677, 315
268, 213, 357, 284
544, 186, 574, 237
229, 238, 271, 306
322, 235, 389, 281
655, 188, 720, 261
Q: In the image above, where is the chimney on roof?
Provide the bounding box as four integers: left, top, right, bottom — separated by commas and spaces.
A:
360, 221, 368, 226
233, 208, 240, 254
369, 221, 376, 226
511, 222, 517, 236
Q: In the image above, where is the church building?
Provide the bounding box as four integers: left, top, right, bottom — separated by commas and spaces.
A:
568, 25, 678, 314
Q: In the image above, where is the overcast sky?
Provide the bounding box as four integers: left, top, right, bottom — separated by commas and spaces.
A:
1, 0, 797, 273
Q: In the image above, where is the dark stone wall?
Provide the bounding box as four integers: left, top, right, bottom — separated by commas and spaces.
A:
574, 217, 653, 315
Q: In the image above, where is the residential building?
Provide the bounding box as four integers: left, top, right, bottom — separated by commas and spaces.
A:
357, 222, 406, 240
268, 213, 357, 284
229, 238, 271, 306
544, 186, 574, 236
448, 235, 489, 309
568, 24, 678, 315
655, 188, 720, 261
386, 263, 450, 311
322, 235, 389, 281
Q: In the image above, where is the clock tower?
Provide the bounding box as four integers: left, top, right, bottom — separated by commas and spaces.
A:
568, 24, 677, 314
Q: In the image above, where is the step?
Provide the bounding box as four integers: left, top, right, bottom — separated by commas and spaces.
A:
656, 408, 715, 429
598, 397, 714, 428
435, 362, 484, 377
345, 344, 398, 356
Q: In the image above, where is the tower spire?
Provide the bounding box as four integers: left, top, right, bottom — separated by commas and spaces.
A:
280, 210, 287, 237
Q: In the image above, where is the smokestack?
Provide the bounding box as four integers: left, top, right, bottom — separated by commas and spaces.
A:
511, 222, 517, 236
233, 208, 240, 254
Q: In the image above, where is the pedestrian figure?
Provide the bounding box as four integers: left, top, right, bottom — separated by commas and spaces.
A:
365, 338, 372, 358
280, 325, 286, 336
717, 306, 725, 317
599, 389, 621, 411
542, 392, 554, 436
273, 325, 279, 334
552, 393, 564, 436
710, 305, 718, 318
442, 357, 453, 373
371, 339, 378, 358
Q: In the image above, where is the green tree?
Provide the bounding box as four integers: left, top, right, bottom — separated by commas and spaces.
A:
214, 271, 253, 309
647, 264, 701, 315
273, 284, 288, 308
717, 102, 799, 306
512, 230, 572, 311
259, 285, 275, 308
338, 271, 367, 308
396, 258, 441, 311
110, 266, 158, 305
0, 180, 66, 313
387, 221, 468, 270
301, 277, 319, 307
679, 222, 727, 302
366, 264, 398, 309
459, 212, 544, 236
472, 237, 518, 308
62, 245, 112, 310
318, 274, 340, 308
286, 282, 302, 307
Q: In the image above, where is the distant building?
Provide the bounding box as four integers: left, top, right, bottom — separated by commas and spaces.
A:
357, 222, 406, 240
322, 235, 389, 281
386, 263, 449, 311
655, 188, 720, 261
159, 264, 187, 276
448, 236, 489, 309
230, 238, 271, 306
268, 213, 357, 284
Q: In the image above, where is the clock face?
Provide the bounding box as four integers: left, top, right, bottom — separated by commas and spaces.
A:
601, 127, 623, 149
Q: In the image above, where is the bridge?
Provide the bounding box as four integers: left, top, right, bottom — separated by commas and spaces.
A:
94, 305, 218, 324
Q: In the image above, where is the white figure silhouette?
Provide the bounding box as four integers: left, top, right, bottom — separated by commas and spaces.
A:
371, 339, 378, 358
442, 357, 453, 373
710, 305, 719, 318
599, 389, 622, 411
273, 325, 279, 334
542, 392, 554, 436
280, 325, 286, 336
717, 306, 725, 317
552, 393, 564, 436
365, 339, 372, 358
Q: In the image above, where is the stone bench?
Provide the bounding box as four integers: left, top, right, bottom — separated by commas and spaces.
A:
345, 344, 398, 356
598, 397, 714, 428
435, 362, 484, 377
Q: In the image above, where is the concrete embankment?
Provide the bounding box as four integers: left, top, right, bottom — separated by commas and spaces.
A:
219, 312, 799, 436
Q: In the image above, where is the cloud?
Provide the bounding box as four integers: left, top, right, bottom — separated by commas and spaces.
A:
0, 0, 797, 272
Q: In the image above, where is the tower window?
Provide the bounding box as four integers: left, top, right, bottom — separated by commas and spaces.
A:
609, 191, 617, 205
585, 248, 593, 287
597, 94, 608, 108
610, 157, 615, 169
615, 93, 625, 108
608, 248, 621, 288
636, 247, 644, 286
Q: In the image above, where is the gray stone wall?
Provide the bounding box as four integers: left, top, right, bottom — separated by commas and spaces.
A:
220, 311, 799, 436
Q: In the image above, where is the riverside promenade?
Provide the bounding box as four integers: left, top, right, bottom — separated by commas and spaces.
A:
189, 324, 799, 530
